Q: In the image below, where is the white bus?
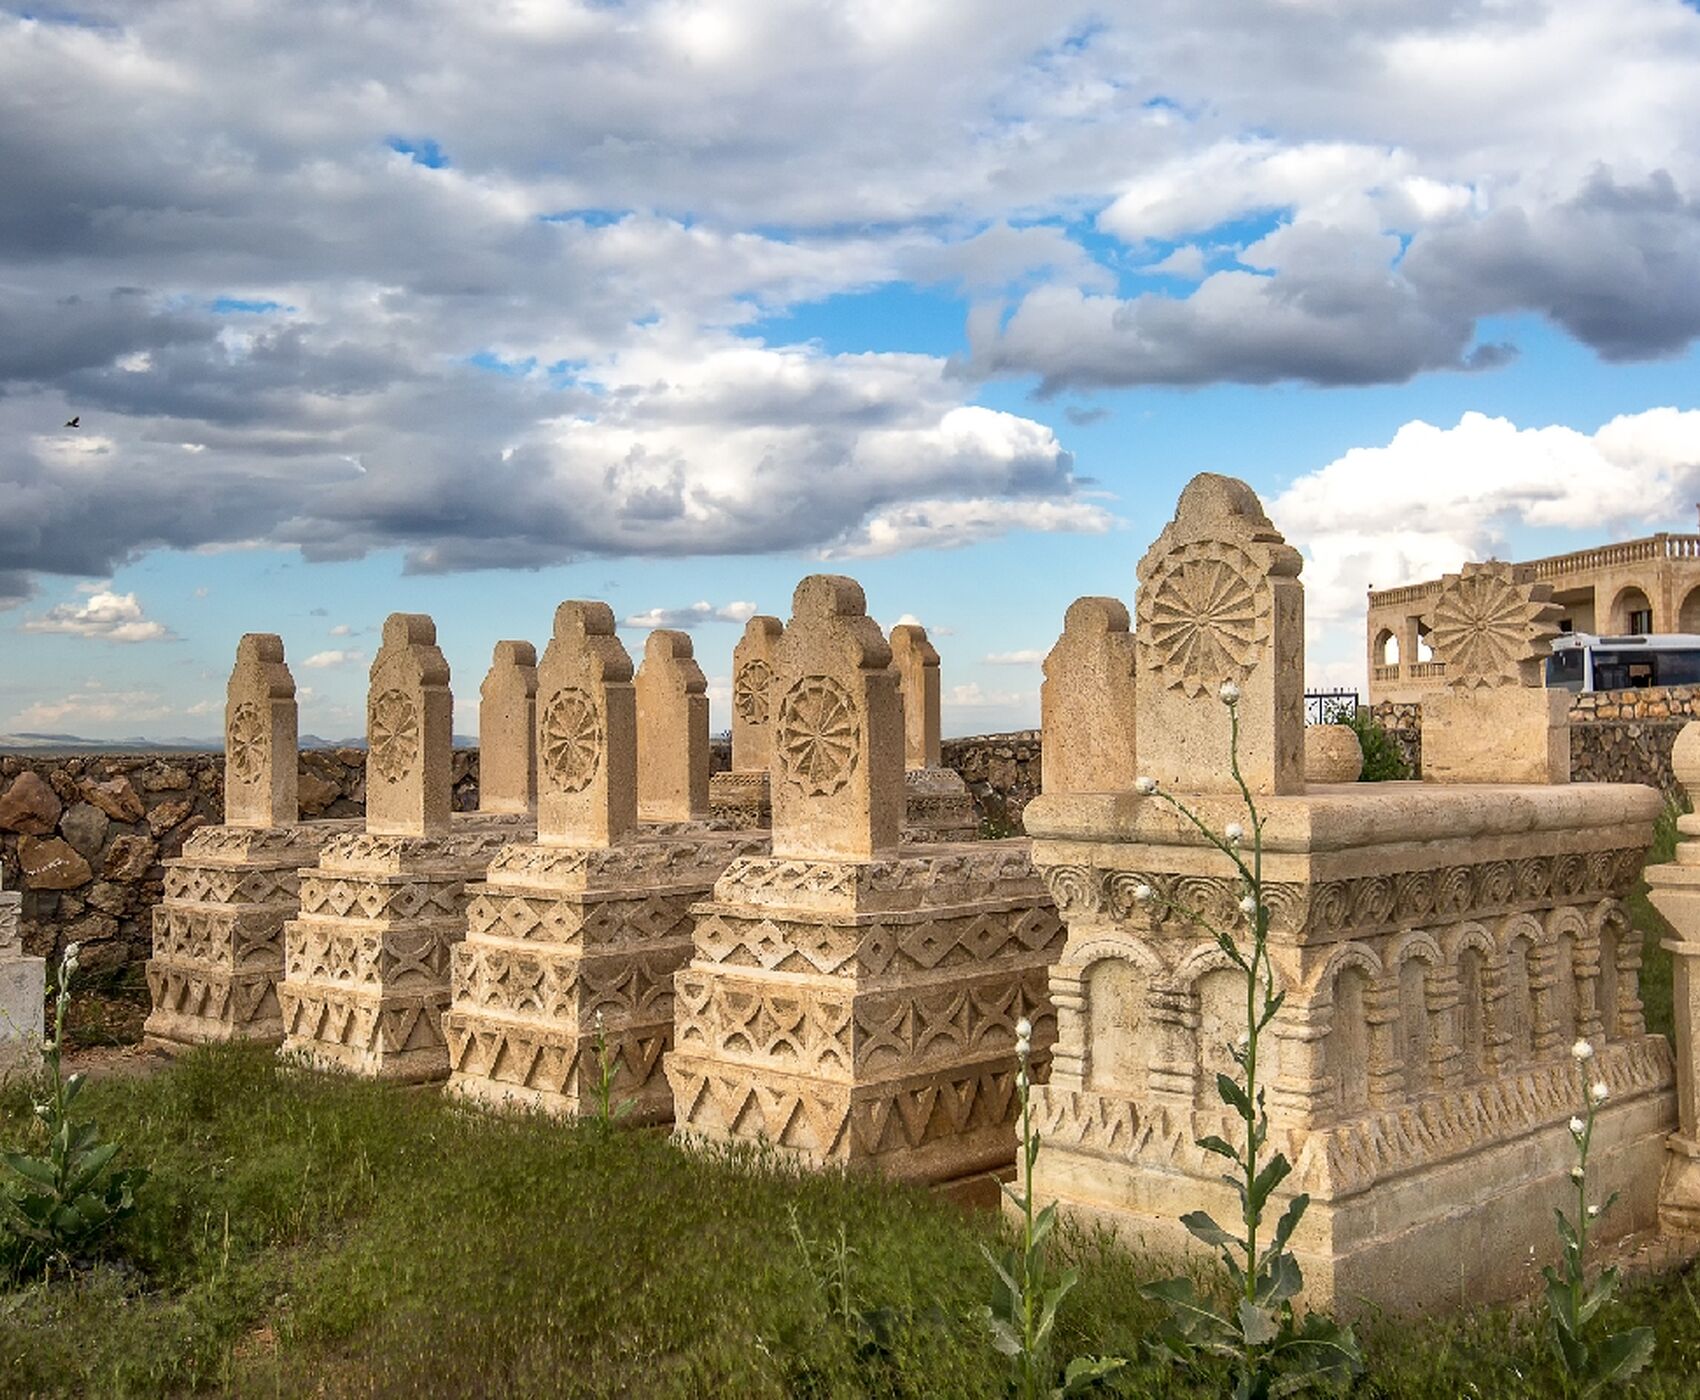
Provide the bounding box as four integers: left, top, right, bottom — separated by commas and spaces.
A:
1546, 632, 1700, 692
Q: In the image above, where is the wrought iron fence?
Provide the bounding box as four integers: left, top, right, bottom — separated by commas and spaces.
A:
1304, 689, 1360, 725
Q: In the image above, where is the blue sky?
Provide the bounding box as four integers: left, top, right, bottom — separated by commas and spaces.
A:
3, 1, 1699, 740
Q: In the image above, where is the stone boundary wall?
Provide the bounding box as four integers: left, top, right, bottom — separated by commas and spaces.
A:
941, 730, 1041, 834
0, 750, 478, 977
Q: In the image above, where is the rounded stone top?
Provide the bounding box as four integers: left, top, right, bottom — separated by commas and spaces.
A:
741, 615, 783, 644
237, 632, 285, 663
1672, 722, 1700, 800
792, 573, 866, 620
1175, 472, 1271, 527
553, 599, 617, 639
382, 612, 436, 647
1062, 596, 1130, 635
492, 639, 536, 667
645, 628, 695, 661
890, 622, 939, 666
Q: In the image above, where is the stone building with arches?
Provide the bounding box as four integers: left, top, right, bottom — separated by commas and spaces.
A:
1368, 531, 1700, 704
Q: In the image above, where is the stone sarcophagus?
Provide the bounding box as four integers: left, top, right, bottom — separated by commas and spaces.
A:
1023, 473, 1676, 1314
444, 602, 764, 1119
667, 575, 1064, 1184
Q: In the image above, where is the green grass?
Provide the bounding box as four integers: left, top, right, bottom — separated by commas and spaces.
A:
0, 1046, 1698, 1397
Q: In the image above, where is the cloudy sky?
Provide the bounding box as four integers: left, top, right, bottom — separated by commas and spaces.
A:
4, 0, 1699, 740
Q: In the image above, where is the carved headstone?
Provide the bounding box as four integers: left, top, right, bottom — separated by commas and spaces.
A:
730, 616, 783, 773
479, 641, 538, 814
365, 614, 453, 838
224, 633, 298, 828
636, 629, 710, 823
1421, 562, 1568, 784
1041, 597, 1138, 796
889, 624, 942, 771
1134, 474, 1305, 795
536, 601, 636, 848
769, 575, 903, 860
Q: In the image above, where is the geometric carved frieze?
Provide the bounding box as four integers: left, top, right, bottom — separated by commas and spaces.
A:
715, 846, 1051, 915
1039, 848, 1648, 942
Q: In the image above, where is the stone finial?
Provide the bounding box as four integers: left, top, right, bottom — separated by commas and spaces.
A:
636, 629, 710, 822
1041, 597, 1137, 796
224, 633, 298, 828
1425, 562, 1562, 690
730, 615, 784, 773
365, 613, 453, 837
769, 574, 903, 860
479, 641, 538, 814
889, 623, 942, 771
535, 601, 636, 847
1303, 724, 1364, 784
1134, 473, 1305, 795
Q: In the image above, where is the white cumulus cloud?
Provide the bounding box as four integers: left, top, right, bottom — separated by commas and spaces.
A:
624, 600, 761, 629
302, 648, 365, 669
19, 589, 173, 642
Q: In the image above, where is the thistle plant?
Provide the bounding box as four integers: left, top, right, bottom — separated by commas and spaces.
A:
1136, 682, 1361, 1400
588, 1008, 635, 1126
1541, 1038, 1655, 1393
1, 943, 146, 1278
982, 1016, 1126, 1398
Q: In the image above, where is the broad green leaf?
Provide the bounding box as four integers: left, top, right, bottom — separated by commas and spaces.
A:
3, 1153, 58, 1188
1197, 1133, 1240, 1162
1057, 1354, 1128, 1396
1181, 1209, 1239, 1253
1216, 1074, 1254, 1119
1237, 1297, 1279, 1346
1248, 1154, 1292, 1215
1587, 1326, 1655, 1387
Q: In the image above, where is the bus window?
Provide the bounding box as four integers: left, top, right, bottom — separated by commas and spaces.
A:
1547, 650, 1585, 690
1655, 651, 1700, 687
1591, 653, 1629, 691
1628, 661, 1654, 687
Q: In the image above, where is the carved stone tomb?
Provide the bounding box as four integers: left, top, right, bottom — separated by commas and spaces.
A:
445, 602, 764, 1119
279, 614, 528, 1081
1023, 474, 1675, 1313
667, 575, 1065, 1183
710, 615, 783, 829
890, 623, 978, 842
146, 634, 352, 1050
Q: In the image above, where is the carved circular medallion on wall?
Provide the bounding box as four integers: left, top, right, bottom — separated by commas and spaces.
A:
1137, 541, 1269, 696
1427, 566, 1552, 688
226, 702, 265, 782
368, 688, 420, 784
733, 659, 772, 726
540, 688, 603, 792
775, 675, 860, 796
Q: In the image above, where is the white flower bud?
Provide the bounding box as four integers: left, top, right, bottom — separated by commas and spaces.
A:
1587, 1205, 1600, 1219
1015, 1069, 1029, 1093
63, 941, 81, 960
1218, 681, 1241, 705
1224, 823, 1243, 845
1133, 883, 1154, 904
1570, 1165, 1586, 1182
1134, 776, 1158, 796
1569, 1117, 1585, 1137
1571, 1039, 1594, 1062
1238, 895, 1258, 917
1015, 1017, 1032, 1040
1235, 1032, 1250, 1053
1590, 1080, 1610, 1105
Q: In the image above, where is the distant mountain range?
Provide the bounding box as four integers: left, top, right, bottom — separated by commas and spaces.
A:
0, 732, 478, 754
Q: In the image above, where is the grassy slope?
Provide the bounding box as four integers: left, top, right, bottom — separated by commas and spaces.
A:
0, 1044, 1695, 1398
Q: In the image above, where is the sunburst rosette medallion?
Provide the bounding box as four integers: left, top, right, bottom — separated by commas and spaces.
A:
226, 702, 265, 782
1425, 562, 1562, 689
775, 675, 860, 796
539, 687, 603, 792
733, 659, 772, 725
1136, 540, 1271, 696
367, 688, 420, 784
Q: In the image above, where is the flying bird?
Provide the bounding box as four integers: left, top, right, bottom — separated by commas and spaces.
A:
64, 416, 79, 428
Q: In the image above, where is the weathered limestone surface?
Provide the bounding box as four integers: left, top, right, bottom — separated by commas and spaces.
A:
710, 616, 782, 829
0, 871, 43, 1075
891, 623, 977, 841
146, 636, 346, 1051
1134, 474, 1305, 796
280, 614, 531, 1081
479, 641, 537, 815
636, 629, 710, 824
1041, 597, 1137, 798
668, 575, 1064, 1183
1027, 473, 1675, 1316
1646, 724, 1700, 1231
1303, 724, 1364, 784
447, 602, 761, 1118
1421, 563, 1568, 785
